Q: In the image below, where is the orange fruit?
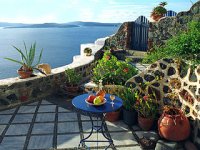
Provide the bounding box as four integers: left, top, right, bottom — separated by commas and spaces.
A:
98, 96, 104, 102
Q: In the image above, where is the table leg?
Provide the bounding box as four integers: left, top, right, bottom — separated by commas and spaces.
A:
78, 114, 94, 148
78, 113, 114, 149
101, 114, 114, 149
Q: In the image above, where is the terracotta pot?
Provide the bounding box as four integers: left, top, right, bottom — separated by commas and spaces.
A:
151, 14, 164, 22
85, 53, 92, 56
17, 69, 33, 79
138, 116, 154, 131
105, 110, 120, 122
158, 109, 190, 141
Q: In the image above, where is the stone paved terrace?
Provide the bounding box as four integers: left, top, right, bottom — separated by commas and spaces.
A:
0, 96, 184, 150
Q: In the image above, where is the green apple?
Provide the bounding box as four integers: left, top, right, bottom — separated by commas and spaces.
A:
94, 96, 102, 105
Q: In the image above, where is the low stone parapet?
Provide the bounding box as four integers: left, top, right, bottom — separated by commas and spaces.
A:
0, 37, 107, 110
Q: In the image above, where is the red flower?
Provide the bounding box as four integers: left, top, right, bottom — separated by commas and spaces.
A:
123, 68, 129, 73
143, 95, 149, 101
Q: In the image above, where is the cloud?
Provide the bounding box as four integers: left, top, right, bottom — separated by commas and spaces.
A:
89, 0, 100, 3
0, 14, 57, 23
95, 4, 152, 23
79, 9, 94, 22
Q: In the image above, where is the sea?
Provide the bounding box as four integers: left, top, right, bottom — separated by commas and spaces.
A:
0, 26, 119, 79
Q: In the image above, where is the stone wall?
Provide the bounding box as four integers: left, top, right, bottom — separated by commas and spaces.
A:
0, 58, 95, 110
148, 1, 200, 48
126, 59, 200, 147
0, 37, 108, 110
104, 22, 133, 50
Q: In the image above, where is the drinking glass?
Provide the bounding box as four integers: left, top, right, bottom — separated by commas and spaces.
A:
110, 94, 115, 105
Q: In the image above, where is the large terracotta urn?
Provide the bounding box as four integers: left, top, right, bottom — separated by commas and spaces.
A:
158, 108, 190, 141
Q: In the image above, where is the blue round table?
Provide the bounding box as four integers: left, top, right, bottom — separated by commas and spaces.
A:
72, 93, 123, 149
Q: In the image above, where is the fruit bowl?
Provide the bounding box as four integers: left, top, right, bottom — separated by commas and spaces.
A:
85, 98, 107, 106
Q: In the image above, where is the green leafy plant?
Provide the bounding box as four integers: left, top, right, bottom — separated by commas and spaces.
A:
118, 87, 137, 111
132, 81, 159, 118
134, 91, 159, 118
5, 42, 43, 72
65, 68, 82, 86
143, 21, 200, 66
92, 51, 138, 85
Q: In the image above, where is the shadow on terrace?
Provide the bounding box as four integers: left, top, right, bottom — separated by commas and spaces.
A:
0, 1, 200, 149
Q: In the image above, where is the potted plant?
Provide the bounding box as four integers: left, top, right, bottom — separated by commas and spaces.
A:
151, 2, 167, 22
84, 47, 92, 56
92, 51, 138, 85
4, 42, 45, 79
134, 92, 159, 131
104, 85, 124, 122
158, 105, 191, 141
105, 108, 121, 122
65, 68, 82, 94
119, 87, 137, 125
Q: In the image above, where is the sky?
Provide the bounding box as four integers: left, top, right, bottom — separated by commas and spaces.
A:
0, 0, 198, 23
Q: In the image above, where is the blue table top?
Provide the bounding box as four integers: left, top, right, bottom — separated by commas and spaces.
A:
72, 94, 123, 114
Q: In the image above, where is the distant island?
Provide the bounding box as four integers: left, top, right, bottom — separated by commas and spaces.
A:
0, 21, 121, 29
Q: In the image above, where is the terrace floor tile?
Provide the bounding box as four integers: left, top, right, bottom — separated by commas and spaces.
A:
110, 131, 138, 146
0, 108, 16, 115
57, 122, 79, 133
32, 123, 54, 134
57, 134, 80, 149
17, 106, 37, 114
41, 100, 54, 105
58, 112, 77, 121
80, 114, 98, 121
5, 124, 30, 135
0, 125, 6, 135
27, 101, 39, 106
12, 114, 34, 123
0, 115, 12, 124
83, 133, 112, 147
0, 136, 26, 150
35, 113, 55, 122
27, 135, 53, 149
38, 105, 56, 113
106, 121, 129, 131
82, 121, 103, 133
58, 107, 71, 113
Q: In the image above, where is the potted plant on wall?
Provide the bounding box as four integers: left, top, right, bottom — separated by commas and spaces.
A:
84, 47, 92, 56
65, 68, 82, 94
151, 1, 167, 22
4, 42, 45, 79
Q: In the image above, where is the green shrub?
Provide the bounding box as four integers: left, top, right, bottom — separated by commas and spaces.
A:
143, 21, 200, 66
92, 51, 138, 85
65, 68, 82, 86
